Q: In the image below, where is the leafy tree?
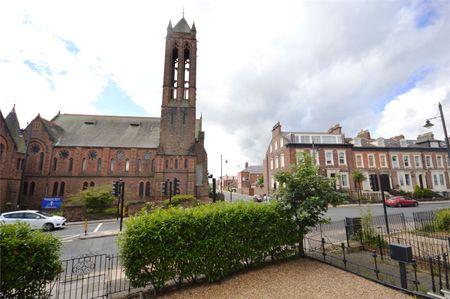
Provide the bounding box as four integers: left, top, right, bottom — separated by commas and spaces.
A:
256, 175, 264, 187
352, 170, 367, 205
274, 153, 344, 256
0, 223, 62, 298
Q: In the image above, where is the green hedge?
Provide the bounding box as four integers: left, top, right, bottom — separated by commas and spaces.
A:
0, 223, 62, 298
118, 201, 297, 292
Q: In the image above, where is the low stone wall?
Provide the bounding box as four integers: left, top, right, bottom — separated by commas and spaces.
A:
63, 204, 86, 222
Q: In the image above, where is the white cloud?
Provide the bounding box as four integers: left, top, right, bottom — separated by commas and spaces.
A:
1, 0, 450, 177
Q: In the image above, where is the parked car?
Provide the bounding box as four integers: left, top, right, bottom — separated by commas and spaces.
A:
0, 210, 66, 231
384, 196, 418, 207
253, 195, 263, 202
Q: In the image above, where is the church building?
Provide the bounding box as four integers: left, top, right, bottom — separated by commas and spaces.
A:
0, 17, 209, 210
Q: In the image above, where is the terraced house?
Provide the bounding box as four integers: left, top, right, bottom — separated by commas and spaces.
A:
264, 122, 450, 196
0, 17, 209, 211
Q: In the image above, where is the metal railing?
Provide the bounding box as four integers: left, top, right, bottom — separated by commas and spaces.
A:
48, 254, 130, 299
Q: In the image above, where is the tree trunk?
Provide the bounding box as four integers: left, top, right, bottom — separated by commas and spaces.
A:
298, 231, 305, 256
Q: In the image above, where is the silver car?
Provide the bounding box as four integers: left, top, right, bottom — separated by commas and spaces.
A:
0, 210, 66, 231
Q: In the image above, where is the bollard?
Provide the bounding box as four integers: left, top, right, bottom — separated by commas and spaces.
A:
84, 219, 88, 236
341, 243, 347, 269
372, 251, 380, 280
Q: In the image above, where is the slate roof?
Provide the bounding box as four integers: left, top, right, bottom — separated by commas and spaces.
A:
242, 165, 263, 174
173, 17, 191, 33
352, 137, 446, 149
5, 107, 26, 153
50, 114, 203, 148
52, 114, 161, 148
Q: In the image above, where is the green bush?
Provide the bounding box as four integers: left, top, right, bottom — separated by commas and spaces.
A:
412, 186, 436, 199
0, 223, 62, 298
66, 185, 115, 212
118, 201, 297, 292
163, 194, 199, 208
434, 208, 450, 231
355, 210, 388, 249
389, 189, 413, 197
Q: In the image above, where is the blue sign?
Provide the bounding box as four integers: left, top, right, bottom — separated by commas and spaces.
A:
41, 198, 62, 209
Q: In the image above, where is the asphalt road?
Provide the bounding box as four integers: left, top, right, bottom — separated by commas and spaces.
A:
325, 201, 449, 221
49, 200, 448, 260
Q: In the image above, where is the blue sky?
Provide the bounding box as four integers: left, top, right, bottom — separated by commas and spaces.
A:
94, 80, 147, 116
0, 0, 450, 176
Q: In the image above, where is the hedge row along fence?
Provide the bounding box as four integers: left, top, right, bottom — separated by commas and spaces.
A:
118, 201, 298, 292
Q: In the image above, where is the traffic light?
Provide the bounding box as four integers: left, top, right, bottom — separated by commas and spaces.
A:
162, 180, 168, 196
174, 178, 180, 195
112, 181, 119, 197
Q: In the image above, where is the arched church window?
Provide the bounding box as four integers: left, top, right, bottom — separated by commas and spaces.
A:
97, 158, 102, 173
30, 182, 35, 196
175, 159, 178, 169
39, 152, 44, 171
59, 182, 65, 196
184, 158, 188, 169
110, 159, 115, 173
125, 159, 130, 173
82, 158, 87, 173
23, 182, 28, 195
82, 181, 88, 190
52, 182, 58, 196
139, 182, 144, 198
53, 157, 57, 172
145, 182, 150, 196
171, 47, 179, 99
68, 158, 73, 172
137, 159, 142, 174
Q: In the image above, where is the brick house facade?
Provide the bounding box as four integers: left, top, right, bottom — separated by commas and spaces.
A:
264, 122, 450, 196
237, 162, 263, 196
0, 17, 209, 210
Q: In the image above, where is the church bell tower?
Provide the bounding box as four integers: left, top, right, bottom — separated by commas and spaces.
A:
159, 17, 197, 155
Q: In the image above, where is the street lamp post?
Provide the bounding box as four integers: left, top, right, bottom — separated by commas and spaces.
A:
376, 168, 390, 235
220, 154, 227, 193
424, 102, 450, 162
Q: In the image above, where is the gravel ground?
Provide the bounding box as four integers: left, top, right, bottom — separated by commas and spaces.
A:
156, 258, 412, 299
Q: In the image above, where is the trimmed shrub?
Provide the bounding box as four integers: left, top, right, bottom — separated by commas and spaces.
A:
389, 189, 413, 197
0, 223, 62, 298
434, 208, 450, 232
163, 194, 200, 208
412, 186, 437, 199
66, 185, 115, 212
118, 201, 297, 292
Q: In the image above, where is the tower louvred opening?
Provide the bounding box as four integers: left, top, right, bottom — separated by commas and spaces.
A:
184, 48, 190, 100
171, 47, 178, 99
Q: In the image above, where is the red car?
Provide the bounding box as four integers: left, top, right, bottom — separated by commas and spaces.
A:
385, 196, 418, 207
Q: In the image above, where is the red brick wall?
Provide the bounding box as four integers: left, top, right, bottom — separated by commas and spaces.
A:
0, 115, 24, 210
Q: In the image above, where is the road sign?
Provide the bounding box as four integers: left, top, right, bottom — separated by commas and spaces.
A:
41, 197, 62, 209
